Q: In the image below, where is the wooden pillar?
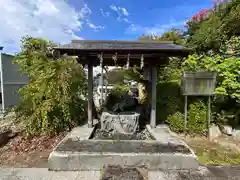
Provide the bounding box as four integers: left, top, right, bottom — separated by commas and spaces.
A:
207, 96, 211, 139
184, 95, 188, 132
88, 59, 93, 128
143, 66, 152, 120
101, 66, 104, 106
150, 66, 157, 128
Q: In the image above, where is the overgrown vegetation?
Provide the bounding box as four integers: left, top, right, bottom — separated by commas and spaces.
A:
14, 36, 87, 136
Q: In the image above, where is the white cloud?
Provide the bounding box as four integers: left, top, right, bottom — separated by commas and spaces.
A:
123, 18, 131, 23
100, 8, 110, 17
120, 8, 129, 16
110, 5, 118, 12
125, 21, 185, 35
117, 17, 131, 23
0, 0, 91, 54
87, 22, 105, 32
109, 4, 130, 22
110, 5, 129, 16
79, 4, 92, 19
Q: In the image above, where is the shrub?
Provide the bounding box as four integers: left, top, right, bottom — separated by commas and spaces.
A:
188, 101, 207, 135
166, 112, 185, 133
166, 101, 208, 135
14, 36, 87, 136
157, 82, 183, 123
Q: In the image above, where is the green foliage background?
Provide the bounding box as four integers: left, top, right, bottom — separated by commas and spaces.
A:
14, 36, 87, 136
186, 0, 240, 53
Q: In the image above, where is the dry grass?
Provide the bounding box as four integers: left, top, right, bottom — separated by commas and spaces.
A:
184, 136, 240, 165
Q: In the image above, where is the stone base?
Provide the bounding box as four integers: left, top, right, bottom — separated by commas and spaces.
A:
49, 150, 198, 171
146, 124, 197, 156
48, 124, 199, 171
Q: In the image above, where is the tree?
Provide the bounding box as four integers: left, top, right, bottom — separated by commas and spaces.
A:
159, 28, 185, 45
139, 34, 155, 41
222, 36, 240, 56
14, 36, 87, 136
182, 54, 240, 100
186, 0, 240, 53
139, 28, 185, 45
182, 53, 240, 125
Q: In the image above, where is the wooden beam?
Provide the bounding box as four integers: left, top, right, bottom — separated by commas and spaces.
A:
88, 59, 93, 128
150, 66, 157, 128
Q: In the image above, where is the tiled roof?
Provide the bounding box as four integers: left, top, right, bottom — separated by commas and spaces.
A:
52, 40, 192, 66
55, 40, 191, 51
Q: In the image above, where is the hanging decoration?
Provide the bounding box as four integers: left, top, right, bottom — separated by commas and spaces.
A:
112, 53, 118, 66
126, 53, 130, 69
140, 54, 144, 69
98, 52, 103, 67
98, 52, 104, 105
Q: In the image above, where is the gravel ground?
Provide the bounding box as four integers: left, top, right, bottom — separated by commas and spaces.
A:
92, 128, 155, 140
101, 165, 145, 180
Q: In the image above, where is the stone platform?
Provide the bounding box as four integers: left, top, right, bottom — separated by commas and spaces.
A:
48, 125, 199, 171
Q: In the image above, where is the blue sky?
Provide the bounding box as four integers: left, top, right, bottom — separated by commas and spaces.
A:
71, 0, 212, 40
0, 0, 213, 54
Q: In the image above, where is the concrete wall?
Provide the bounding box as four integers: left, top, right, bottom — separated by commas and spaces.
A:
0, 53, 29, 111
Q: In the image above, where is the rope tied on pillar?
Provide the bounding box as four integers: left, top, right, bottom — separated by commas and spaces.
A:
141, 54, 144, 69
112, 53, 118, 67
126, 53, 130, 69
98, 52, 103, 67
98, 52, 104, 106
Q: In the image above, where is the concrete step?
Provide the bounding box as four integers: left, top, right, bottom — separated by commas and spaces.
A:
48, 139, 199, 171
